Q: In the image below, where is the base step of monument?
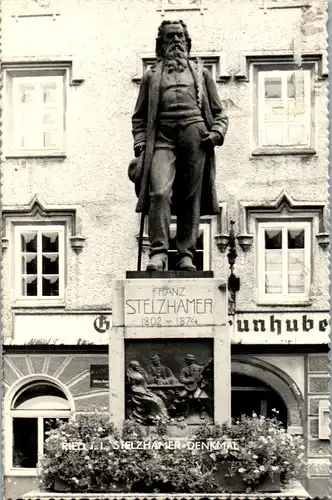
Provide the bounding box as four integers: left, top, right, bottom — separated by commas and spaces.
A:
22, 483, 311, 500
126, 271, 214, 279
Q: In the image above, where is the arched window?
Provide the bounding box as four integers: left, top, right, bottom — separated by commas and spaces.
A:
231, 373, 288, 427
10, 381, 71, 470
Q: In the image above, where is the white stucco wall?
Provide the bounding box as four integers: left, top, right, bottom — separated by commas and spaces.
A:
1, 0, 328, 337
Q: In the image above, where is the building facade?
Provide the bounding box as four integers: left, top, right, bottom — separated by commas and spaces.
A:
1, 0, 329, 498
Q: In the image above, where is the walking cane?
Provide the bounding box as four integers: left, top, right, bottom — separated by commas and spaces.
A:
137, 212, 145, 271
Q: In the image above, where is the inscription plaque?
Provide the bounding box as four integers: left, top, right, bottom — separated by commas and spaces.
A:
123, 279, 225, 328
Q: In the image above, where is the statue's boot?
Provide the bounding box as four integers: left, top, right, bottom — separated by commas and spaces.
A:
176, 256, 196, 271
146, 253, 166, 271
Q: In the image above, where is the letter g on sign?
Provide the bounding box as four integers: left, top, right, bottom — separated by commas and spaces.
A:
93, 315, 110, 333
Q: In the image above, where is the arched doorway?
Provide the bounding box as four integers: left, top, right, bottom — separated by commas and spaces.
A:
231, 373, 288, 427
231, 357, 304, 433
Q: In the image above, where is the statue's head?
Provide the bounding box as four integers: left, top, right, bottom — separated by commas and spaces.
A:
150, 354, 161, 366
129, 360, 141, 371
155, 20, 192, 60
184, 353, 196, 365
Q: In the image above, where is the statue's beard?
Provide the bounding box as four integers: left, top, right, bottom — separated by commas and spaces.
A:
163, 41, 188, 72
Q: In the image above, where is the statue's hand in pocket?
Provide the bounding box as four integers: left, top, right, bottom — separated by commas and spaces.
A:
200, 131, 221, 151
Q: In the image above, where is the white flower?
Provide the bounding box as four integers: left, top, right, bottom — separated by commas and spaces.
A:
252, 454, 258, 459
238, 468, 246, 473
254, 469, 260, 474
259, 465, 265, 471
252, 413, 258, 418
271, 466, 279, 472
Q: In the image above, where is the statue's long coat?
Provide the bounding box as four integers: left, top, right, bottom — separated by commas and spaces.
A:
132, 60, 228, 216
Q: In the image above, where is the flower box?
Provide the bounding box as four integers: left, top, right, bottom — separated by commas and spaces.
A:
213, 461, 281, 493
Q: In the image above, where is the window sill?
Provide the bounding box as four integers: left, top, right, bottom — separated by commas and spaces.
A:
6, 468, 37, 476
257, 298, 312, 307
5, 152, 67, 159
157, 6, 201, 10
252, 147, 317, 157
259, 1, 309, 8
13, 300, 65, 309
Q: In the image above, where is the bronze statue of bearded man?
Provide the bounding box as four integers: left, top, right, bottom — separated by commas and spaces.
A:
131, 20, 228, 271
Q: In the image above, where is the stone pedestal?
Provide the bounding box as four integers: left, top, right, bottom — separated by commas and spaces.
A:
109, 273, 230, 429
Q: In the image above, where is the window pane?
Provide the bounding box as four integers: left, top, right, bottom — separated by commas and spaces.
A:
42, 276, 59, 296
22, 254, 37, 274
43, 130, 58, 148
287, 123, 306, 145
22, 112, 36, 126
265, 249, 282, 272
265, 273, 282, 294
264, 123, 285, 146
13, 382, 68, 409
42, 254, 59, 274
287, 73, 295, 99
43, 111, 58, 125
19, 84, 35, 104
288, 229, 305, 248
21, 133, 38, 149
42, 233, 59, 252
22, 276, 37, 296
288, 248, 305, 293
289, 72, 304, 101
265, 230, 282, 249
13, 418, 38, 468
265, 230, 283, 294
288, 272, 305, 293
288, 249, 305, 271
21, 233, 37, 252
196, 232, 203, 250
194, 251, 203, 271
265, 78, 282, 99
43, 83, 57, 103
